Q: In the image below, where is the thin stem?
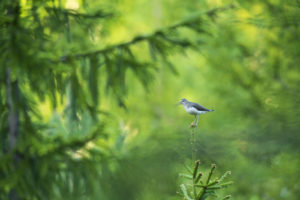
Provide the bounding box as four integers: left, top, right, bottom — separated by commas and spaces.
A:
206, 164, 216, 184
190, 128, 195, 161
197, 186, 207, 200
197, 164, 216, 200
194, 119, 198, 159
192, 160, 200, 199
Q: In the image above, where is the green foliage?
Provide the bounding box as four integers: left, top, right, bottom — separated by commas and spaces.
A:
179, 161, 232, 200
0, 0, 235, 199
1, 0, 300, 199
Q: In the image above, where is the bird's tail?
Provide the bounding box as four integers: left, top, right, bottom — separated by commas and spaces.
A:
209, 109, 214, 112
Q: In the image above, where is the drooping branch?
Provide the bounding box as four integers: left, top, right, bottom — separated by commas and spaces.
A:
45, 7, 113, 20
58, 4, 235, 62
38, 126, 103, 158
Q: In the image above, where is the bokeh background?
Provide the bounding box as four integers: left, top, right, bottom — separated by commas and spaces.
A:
1, 0, 300, 199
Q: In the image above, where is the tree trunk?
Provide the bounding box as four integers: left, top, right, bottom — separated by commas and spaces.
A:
6, 1, 21, 199
6, 68, 19, 150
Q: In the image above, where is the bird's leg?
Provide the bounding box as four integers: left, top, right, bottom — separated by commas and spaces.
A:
193, 115, 197, 125
190, 115, 197, 128
196, 115, 199, 126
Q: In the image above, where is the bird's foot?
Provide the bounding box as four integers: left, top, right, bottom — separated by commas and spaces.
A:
190, 122, 197, 128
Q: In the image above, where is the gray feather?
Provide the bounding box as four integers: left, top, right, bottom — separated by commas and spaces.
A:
189, 102, 213, 112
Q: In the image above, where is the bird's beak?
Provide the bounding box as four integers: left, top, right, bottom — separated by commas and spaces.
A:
176, 102, 181, 106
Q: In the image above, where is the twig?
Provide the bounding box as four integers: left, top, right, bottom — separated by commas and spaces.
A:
197, 164, 216, 200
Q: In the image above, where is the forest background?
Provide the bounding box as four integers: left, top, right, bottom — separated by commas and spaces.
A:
1, 0, 300, 199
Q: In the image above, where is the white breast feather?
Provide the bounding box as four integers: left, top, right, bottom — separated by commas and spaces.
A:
184, 105, 208, 115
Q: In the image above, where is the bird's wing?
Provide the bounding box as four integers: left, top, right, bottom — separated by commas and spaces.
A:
190, 102, 211, 111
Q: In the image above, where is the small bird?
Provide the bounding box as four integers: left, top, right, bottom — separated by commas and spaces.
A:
178, 98, 214, 127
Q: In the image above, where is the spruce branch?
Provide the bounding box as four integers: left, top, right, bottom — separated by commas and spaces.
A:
45, 7, 113, 20
54, 5, 235, 107
23, 123, 106, 159
178, 161, 233, 200
57, 4, 235, 62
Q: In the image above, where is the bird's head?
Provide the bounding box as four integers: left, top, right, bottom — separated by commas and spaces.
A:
178, 98, 188, 105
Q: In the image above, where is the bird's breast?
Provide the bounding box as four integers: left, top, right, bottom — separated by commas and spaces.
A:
184, 106, 207, 115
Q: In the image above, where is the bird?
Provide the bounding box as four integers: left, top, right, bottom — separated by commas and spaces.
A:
178, 98, 214, 127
